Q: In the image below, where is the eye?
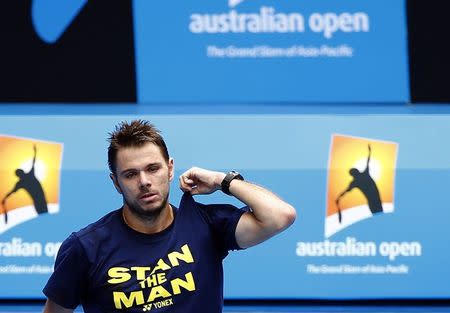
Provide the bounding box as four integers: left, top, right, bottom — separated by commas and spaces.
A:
147, 165, 160, 173
124, 171, 137, 179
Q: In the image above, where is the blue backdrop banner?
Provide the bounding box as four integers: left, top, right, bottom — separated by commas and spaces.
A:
134, 0, 409, 103
0, 113, 448, 299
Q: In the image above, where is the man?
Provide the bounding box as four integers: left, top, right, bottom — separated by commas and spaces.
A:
43, 120, 296, 313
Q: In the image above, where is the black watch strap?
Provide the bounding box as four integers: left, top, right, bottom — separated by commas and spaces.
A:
221, 171, 244, 195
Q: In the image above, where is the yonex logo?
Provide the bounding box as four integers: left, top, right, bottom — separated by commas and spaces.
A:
325, 135, 398, 238
31, 0, 88, 43
0, 136, 63, 234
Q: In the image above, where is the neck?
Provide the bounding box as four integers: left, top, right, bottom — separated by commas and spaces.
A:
122, 204, 173, 234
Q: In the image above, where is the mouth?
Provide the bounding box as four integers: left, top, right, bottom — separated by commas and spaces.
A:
140, 192, 157, 201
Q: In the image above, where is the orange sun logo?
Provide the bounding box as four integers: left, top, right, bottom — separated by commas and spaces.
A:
0, 136, 63, 234
325, 134, 398, 238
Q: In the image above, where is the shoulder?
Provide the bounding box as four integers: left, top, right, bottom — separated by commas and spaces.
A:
76, 209, 120, 235
71, 209, 122, 251
180, 192, 245, 224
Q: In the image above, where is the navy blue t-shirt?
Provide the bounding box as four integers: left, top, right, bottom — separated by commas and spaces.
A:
43, 193, 245, 312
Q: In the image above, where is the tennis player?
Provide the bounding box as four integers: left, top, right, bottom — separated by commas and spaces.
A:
43, 119, 296, 313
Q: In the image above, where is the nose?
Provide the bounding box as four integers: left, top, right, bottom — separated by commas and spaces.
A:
138, 171, 151, 188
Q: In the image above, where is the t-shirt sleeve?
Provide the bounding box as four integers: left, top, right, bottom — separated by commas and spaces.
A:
43, 233, 90, 309
196, 202, 246, 254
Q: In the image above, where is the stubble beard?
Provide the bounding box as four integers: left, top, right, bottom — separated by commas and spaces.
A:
124, 193, 169, 223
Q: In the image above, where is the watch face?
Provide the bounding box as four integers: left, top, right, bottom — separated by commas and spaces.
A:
230, 172, 243, 180
226, 172, 236, 181
222, 171, 243, 195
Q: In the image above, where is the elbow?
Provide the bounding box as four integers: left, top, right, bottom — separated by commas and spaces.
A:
286, 204, 297, 226
277, 204, 296, 232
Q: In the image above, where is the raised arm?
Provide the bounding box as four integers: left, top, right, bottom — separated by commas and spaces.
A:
366, 144, 371, 170
32, 144, 37, 171
179, 167, 296, 249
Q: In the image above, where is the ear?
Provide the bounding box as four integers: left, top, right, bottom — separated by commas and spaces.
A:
168, 158, 174, 182
110, 173, 122, 194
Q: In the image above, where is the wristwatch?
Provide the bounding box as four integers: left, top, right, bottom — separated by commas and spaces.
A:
221, 171, 244, 195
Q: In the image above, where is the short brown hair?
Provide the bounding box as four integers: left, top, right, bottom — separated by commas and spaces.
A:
107, 120, 169, 174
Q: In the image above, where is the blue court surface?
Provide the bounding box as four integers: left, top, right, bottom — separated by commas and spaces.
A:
1, 304, 450, 313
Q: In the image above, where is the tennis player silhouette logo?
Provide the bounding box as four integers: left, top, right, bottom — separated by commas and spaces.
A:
0, 136, 63, 234
2, 145, 48, 224
335, 144, 383, 223
325, 135, 398, 238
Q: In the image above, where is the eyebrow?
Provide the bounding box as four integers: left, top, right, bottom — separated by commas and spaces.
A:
119, 162, 162, 176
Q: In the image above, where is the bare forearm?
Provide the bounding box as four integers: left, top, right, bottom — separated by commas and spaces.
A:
228, 179, 296, 231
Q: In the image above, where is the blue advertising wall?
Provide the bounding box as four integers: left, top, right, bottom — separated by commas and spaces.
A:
134, 0, 408, 103
0, 107, 450, 299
